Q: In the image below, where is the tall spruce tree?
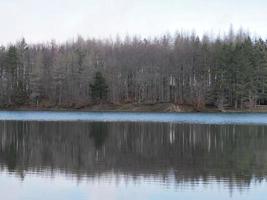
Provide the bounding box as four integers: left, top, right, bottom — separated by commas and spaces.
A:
90, 72, 108, 103
5, 45, 28, 105
5, 46, 19, 104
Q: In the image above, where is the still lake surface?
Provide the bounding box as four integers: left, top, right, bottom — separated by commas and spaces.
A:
0, 111, 267, 200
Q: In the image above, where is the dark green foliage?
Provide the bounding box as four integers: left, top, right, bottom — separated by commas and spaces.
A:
4, 45, 28, 105
90, 72, 108, 102
207, 37, 267, 109
5, 46, 18, 86
6, 46, 18, 70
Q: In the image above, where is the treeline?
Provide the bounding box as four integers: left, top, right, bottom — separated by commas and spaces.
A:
0, 29, 267, 109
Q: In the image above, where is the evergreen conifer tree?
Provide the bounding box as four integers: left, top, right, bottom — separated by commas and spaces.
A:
90, 72, 108, 103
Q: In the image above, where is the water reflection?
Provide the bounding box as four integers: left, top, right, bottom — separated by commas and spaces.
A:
0, 121, 266, 192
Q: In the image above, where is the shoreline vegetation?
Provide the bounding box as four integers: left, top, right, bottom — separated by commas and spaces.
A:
1, 102, 267, 112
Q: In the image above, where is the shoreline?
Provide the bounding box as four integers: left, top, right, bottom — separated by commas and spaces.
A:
1, 103, 267, 113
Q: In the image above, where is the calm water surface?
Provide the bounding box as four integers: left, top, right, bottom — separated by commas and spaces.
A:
0, 112, 267, 200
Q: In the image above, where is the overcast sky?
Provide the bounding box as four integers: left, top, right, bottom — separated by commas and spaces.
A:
0, 0, 267, 44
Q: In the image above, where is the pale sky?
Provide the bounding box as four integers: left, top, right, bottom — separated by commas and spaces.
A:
0, 0, 267, 44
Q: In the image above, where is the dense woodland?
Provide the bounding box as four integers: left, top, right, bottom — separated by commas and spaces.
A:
0, 29, 267, 109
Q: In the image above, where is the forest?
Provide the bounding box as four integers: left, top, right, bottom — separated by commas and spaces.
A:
0, 29, 267, 110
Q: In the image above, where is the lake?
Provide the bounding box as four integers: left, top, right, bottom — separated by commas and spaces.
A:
0, 111, 267, 200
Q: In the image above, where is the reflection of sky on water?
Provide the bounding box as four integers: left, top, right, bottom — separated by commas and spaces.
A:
0, 172, 266, 200
1, 112, 267, 125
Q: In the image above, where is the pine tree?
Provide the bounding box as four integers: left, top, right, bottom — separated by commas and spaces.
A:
6, 46, 18, 86
211, 42, 232, 110
254, 39, 267, 105
90, 72, 108, 103
5, 45, 29, 105
5, 46, 19, 104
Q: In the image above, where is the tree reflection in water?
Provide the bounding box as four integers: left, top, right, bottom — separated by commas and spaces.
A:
0, 121, 266, 190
